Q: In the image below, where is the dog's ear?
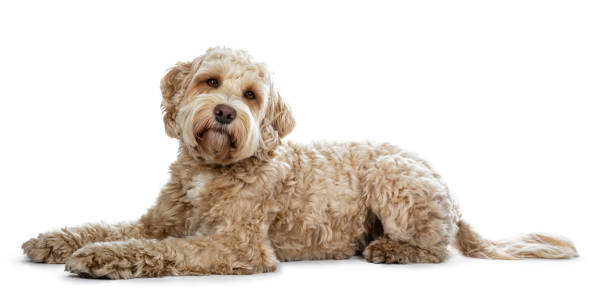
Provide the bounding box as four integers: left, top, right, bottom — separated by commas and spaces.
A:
160, 61, 193, 138
269, 89, 295, 138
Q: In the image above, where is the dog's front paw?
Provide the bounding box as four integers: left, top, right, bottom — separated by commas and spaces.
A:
65, 241, 173, 279
65, 244, 137, 279
22, 231, 79, 264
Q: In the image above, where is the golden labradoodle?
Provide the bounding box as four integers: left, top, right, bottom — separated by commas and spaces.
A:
22, 47, 578, 279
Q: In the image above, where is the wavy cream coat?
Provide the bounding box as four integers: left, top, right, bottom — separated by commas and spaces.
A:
22, 47, 578, 279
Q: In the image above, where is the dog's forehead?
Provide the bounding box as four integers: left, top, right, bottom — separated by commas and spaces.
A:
195, 50, 270, 84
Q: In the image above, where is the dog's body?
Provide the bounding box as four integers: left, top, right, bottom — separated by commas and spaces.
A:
23, 47, 577, 279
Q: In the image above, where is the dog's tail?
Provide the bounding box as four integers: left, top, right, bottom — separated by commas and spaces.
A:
453, 219, 578, 259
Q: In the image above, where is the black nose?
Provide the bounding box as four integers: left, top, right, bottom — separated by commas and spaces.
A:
213, 104, 237, 124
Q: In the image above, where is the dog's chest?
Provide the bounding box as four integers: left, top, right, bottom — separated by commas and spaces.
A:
182, 170, 276, 235
184, 172, 217, 235
186, 172, 214, 204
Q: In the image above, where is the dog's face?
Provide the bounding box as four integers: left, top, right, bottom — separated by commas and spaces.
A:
160, 47, 295, 165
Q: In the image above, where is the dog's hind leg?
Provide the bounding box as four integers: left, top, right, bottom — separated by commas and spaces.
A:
363, 236, 447, 263
362, 154, 458, 264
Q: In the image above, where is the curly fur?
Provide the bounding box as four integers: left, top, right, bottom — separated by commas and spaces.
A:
22, 47, 578, 279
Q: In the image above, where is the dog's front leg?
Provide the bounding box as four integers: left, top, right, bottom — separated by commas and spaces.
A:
22, 221, 150, 264
64, 231, 278, 279
22, 185, 190, 264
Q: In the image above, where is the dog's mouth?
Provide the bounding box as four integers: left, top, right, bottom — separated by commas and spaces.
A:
196, 128, 238, 160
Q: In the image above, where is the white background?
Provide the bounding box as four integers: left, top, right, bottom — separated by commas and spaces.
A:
1, 0, 610, 307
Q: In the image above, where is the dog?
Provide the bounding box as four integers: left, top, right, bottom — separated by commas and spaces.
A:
22, 47, 578, 279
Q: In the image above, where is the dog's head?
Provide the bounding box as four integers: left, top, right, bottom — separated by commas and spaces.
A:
160, 47, 295, 165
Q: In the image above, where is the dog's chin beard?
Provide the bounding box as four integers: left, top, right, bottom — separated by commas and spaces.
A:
197, 128, 238, 161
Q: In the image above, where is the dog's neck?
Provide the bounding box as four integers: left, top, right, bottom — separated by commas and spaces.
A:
175, 139, 282, 178
170, 124, 286, 184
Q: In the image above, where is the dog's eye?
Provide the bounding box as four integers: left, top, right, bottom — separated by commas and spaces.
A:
244, 90, 256, 100
206, 78, 219, 88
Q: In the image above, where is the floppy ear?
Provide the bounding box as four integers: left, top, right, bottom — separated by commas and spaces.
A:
160, 61, 192, 138
269, 89, 295, 138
